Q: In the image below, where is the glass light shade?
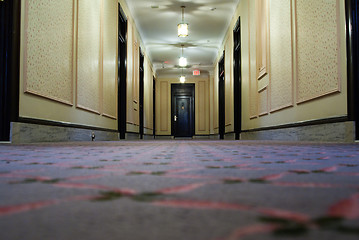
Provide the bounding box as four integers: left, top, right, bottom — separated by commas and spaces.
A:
177, 23, 188, 37
180, 76, 186, 83
179, 57, 187, 67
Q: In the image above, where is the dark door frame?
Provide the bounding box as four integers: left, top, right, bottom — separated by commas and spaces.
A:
118, 4, 127, 139
0, 0, 20, 141
218, 51, 225, 140
346, 0, 359, 140
171, 83, 195, 138
139, 49, 144, 139
233, 17, 242, 140
153, 77, 156, 139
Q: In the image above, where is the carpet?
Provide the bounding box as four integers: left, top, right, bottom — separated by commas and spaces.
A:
0, 140, 358, 240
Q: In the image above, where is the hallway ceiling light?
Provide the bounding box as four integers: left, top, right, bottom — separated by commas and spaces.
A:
179, 45, 187, 67
178, 6, 188, 37
179, 57, 187, 67
180, 75, 186, 83
180, 64, 186, 83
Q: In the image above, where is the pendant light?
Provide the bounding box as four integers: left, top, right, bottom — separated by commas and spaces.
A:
178, 6, 188, 37
180, 68, 186, 83
179, 45, 187, 67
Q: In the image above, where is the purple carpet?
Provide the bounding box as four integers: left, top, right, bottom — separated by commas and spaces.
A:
0, 140, 359, 240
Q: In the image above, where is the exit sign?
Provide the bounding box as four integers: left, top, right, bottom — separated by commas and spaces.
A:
193, 70, 200, 76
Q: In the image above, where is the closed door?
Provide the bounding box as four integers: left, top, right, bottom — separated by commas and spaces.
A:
171, 84, 194, 138
174, 96, 192, 137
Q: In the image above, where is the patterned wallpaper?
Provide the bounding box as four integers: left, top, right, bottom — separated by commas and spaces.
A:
24, 0, 74, 105
249, 0, 258, 119
296, 0, 341, 103
102, 0, 118, 119
269, 0, 293, 112
198, 81, 206, 132
258, 88, 269, 116
76, 0, 102, 113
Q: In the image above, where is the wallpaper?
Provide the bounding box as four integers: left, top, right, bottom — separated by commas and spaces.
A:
24, 0, 74, 105
249, 0, 258, 119
77, 0, 101, 113
102, 0, 118, 119
269, 0, 293, 112
296, 0, 340, 103
198, 81, 206, 132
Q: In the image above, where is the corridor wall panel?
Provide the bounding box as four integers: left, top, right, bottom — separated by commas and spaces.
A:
258, 88, 269, 116
102, 0, 118, 119
160, 81, 169, 132
248, 0, 258, 119
224, 37, 234, 130
222, 0, 347, 134
197, 81, 206, 132
77, 0, 101, 114
143, 57, 154, 134
269, 0, 293, 112
295, 0, 341, 103
23, 0, 73, 105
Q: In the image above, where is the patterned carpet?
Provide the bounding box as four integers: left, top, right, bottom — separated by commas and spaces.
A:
0, 140, 359, 240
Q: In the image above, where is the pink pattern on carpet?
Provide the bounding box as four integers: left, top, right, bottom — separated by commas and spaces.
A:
328, 193, 359, 219
157, 182, 207, 194
0, 201, 57, 216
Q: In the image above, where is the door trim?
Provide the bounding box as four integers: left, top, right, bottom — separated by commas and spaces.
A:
118, 4, 127, 139
218, 51, 225, 140
233, 17, 242, 140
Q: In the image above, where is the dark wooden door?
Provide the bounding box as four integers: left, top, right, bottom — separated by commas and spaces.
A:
0, 0, 20, 141
139, 50, 144, 139
233, 17, 242, 140
153, 77, 156, 138
118, 4, 127, 139
218, 52, 225, 140
174, 96, 192, 137
171, 84, 194, 138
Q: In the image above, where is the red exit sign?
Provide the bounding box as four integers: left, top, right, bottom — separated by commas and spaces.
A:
193, 70, 200, 76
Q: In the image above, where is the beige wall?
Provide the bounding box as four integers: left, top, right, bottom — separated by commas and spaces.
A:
20, 0, 118, 130
212, 0, 347, 133
19, 0, 154, 133
156, 77, 210, 136
120, 1, 154, 135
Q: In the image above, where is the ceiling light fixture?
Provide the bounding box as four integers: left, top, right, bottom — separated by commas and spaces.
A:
180, 75, 186, 83
178, 6, 188, 37
179, 45, 187, 67
180, 68, 186, 83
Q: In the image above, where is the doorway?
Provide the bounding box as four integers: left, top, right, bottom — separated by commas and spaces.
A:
233, 17, 242, 140
218, 52, 225, 140
171, 84, 195, 138
0, 0, 20, 141
153, 77, 156, 139
139, 49, 144, 139
118, 4, 127, 139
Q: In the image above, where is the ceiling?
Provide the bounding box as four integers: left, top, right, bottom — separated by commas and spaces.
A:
124, 0, 241, 79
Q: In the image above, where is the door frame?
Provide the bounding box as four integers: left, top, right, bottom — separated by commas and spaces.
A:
139, 49, 144, 139
218, 52, 225, 140
0, 0, 20, 141
171, 83, 195, 138
233, 17, 242, 140
346, 0, 359, 140
118, 4, 127, 139
153, 77, 156, 138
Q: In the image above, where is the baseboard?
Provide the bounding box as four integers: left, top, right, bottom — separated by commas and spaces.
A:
241, 120, 355, 142
10, 122, 119, 143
